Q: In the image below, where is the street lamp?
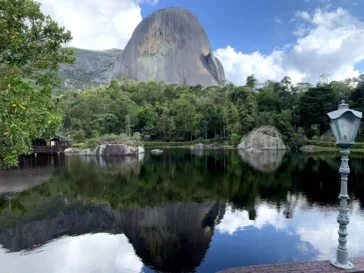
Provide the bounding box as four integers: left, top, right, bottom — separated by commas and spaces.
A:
327, 100, 362, 270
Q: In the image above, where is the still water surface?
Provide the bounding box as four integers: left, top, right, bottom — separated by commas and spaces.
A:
0, 150, 364, 273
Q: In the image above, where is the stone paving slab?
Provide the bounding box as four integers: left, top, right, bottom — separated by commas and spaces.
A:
217, 257, 364, 273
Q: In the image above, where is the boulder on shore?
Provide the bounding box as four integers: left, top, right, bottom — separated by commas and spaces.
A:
78, 144, 144, 156
237, 126, 286, 152
78, 148, 97, 156
151, 149, 164, 155
64, 148, 80, 154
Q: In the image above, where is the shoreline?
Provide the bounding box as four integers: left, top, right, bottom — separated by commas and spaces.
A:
217, 257, 364, 273
300, 145, 364, 153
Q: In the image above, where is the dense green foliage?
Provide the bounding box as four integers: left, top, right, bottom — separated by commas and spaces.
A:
83, 133, 143, 149
2, 1, 364, 169
55, 74, 364, 148
0, 0, 74, 167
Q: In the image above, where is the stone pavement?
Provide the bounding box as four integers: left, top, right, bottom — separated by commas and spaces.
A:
217, 257, 364, 273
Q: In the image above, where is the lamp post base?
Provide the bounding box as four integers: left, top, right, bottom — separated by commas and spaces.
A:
331, 259, 355, 270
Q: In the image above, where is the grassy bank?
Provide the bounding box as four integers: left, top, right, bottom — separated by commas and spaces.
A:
144, 141, 234, 149
144, 141, 194, 148
301, 140, 364, 153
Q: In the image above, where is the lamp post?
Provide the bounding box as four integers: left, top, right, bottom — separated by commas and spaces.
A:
327, 100, 362, 270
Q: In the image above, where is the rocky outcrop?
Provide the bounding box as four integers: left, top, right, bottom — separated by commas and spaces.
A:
59, 48, 122, 89
113, 7, 225, 86
64, 148, 80, 153
238, 126, 286, 152
78, 148, 97, 156
78, 144, 144, 156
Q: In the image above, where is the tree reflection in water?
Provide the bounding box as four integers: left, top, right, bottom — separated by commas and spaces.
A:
0, 150, 363, 272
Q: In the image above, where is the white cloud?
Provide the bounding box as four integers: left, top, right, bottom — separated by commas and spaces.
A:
217, 202, 287, 235
38, 0, 157, 50
0, 233, 144, 273
275, 17, 283, 24
215, 46, 306, 85
215, 8, 364, 85
296, 11, 311, 21
217, 197, 364, 260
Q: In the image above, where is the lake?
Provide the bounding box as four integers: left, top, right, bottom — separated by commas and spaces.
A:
0, 149, 364, 273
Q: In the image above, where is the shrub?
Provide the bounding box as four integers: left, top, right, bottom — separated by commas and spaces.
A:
133, 132, 141, 141
72, 143, 85, 149
84, 134, 143, 149
287, 132, 306, 151
231, 133, 241, 146
71, 130, 86, 143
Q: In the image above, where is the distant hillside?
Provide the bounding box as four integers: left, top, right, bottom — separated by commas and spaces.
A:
59, 48, 122, 90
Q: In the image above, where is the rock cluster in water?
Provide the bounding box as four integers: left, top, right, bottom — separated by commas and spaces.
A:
65, 144, 144, 156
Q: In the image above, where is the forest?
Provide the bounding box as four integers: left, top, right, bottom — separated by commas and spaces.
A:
2, 0, 364, 168
55, 74, 364, 150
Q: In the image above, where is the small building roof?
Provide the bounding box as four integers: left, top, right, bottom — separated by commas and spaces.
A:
55, 133, 72, 142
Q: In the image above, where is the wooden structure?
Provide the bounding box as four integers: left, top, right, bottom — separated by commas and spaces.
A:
33, 134, 72, 155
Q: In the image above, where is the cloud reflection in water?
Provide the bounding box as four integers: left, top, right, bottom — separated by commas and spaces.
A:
0, 233, 144, 273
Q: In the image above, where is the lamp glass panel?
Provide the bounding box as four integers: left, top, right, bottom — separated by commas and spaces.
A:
330, 120, 339, 141
337, 112, 357, 141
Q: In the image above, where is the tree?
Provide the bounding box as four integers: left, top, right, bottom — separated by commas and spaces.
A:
295, 82, 312, 93
280, 76, 293, 92
300, 86, 336, 135
350, 83, 364, 141
329, 80, 352, 102
231, 86, 257, 134
246, 74, 257, 90
0, 0, 74, 167
137, 105, 157, 140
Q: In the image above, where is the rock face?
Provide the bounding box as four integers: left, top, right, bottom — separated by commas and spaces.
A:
238, 126, 286, 151
78, 144, 144, 156
114, 7, 225, 86
64, 148, 80, 153
59, 48, 122, 89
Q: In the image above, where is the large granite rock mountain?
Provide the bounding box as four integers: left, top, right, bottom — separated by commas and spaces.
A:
59, 8, 225, 88
114, 7, 225, 86
59, 48, 122, 90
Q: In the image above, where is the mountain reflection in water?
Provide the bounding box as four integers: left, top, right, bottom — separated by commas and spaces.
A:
0, 150, 364, 273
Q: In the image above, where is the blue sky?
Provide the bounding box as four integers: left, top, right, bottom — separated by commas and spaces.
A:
141, 0, 364, 54
40, 0, 364, 85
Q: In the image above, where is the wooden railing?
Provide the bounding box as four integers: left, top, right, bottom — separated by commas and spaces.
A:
33, 146, 67, 154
